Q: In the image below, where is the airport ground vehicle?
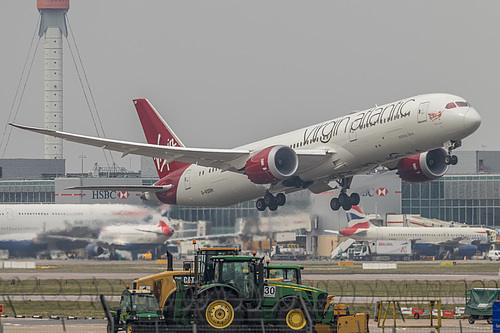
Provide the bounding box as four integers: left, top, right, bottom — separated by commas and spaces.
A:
487, 249, 500, 261
346, 240, 412, 261
133, 247, 240, 318
265, 263, 303, 284
465, 288, 500, 324
271, 244, 307, 261
167, 254, 369, 331
107, 289, 165, 333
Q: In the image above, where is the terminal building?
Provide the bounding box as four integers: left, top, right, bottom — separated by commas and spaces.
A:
1, 151, 499, 232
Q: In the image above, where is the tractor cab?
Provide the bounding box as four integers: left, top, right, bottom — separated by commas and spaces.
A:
265, 264, 303, 284
209, 255, 263, 299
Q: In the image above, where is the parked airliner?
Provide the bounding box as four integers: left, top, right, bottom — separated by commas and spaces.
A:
11, 93, 481, 211
0, 204, 169, 256
341, 206, 494, 259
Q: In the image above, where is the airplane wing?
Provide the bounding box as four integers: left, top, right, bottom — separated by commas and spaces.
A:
10, 123, 332, 173
165, 232, 243, 243
434, 237, 463, 246
66, 184, 172, 192
351, 229, 368, 237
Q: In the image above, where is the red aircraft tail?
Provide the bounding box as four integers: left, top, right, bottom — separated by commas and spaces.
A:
133, 99, 189, 179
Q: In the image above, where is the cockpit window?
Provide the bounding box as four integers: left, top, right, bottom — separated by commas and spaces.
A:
446, 101, 469, 109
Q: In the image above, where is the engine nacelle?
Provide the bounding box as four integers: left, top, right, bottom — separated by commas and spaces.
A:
454, 244, 477, 258
85, 244, 104, 257
245, 145, 298, 184
397, 148, 449, 183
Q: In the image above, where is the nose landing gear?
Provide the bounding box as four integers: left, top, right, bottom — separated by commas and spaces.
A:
444, 140, 461, 165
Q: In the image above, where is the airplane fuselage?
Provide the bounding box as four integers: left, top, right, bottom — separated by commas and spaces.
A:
347, 226, 492, 244
148, 93, 480, 206
0, 204, 160, 253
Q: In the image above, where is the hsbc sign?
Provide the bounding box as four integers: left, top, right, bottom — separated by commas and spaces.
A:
376, 188, 388, 196
92, 190, 130, 200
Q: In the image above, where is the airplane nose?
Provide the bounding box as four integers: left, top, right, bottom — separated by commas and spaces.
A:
463, 107, 481, 133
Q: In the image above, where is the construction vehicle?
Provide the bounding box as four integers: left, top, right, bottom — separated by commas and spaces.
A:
165, 254, 369, 331
106, 288, 165, 333
133, 247, 240, 320
465, 288, 500, 324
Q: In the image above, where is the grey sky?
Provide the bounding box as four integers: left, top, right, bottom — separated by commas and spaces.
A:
1, 1, 497, 173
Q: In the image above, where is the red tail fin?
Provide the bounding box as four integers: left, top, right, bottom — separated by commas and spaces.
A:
133, 99, 189, 179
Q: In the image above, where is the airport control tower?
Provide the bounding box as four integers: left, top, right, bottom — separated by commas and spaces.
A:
37, 0, 69, 160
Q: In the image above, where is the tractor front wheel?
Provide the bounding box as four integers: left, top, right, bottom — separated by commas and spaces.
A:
277, 297, 311, 331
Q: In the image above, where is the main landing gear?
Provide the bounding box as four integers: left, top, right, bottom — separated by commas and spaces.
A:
256, 192, 286, 211
329, 177, 360, 211
444, 140, 461, 165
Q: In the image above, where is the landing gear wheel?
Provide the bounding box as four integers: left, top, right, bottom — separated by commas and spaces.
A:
268, 202, 278, 211
342, 201, 352, 211
276, 193, 286, 206
349, 193, 360, 205
264, 193, 275, 206
330, 198, 341, 211
338, 192, 349, 204
256, 198, 266, 211
444, 155, 452, 165
451, 155, 458, 165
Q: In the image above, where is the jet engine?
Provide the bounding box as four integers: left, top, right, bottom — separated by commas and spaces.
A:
245, 145, 298, 184
396, 148, 449, 183
454, 244, 477, 258
85, 244, 104, 257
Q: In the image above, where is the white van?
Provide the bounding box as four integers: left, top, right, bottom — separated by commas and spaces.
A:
488, 250, 500, 261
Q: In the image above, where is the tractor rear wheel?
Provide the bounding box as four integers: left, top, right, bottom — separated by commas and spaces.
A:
197, 289, 243, 332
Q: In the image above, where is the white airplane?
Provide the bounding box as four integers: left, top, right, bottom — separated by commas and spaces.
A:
10, 93, 481, 211
340, 206, 494, 259
83, 219, 242, 258
0, 203, 170, 257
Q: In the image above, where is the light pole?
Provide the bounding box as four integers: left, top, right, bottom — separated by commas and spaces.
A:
77, 152, 87, 175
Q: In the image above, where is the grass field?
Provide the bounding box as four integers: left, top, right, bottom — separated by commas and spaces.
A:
1, 259, 499, 317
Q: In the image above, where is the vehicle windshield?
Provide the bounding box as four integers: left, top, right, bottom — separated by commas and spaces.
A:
131, 294, 160, 312
214, 260, 256, 297
267, 268, 298, 283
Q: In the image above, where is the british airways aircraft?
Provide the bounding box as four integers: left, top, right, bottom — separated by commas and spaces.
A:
10, 93, 481, 211
0, 203, 169, 257
341, 206, 494, 259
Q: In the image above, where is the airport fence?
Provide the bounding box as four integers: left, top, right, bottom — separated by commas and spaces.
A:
0, 277, 499, 332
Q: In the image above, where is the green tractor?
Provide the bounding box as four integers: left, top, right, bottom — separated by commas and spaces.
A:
167, 255, 368, 332
265, 262, 303, 284
106, 288, 165, 333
